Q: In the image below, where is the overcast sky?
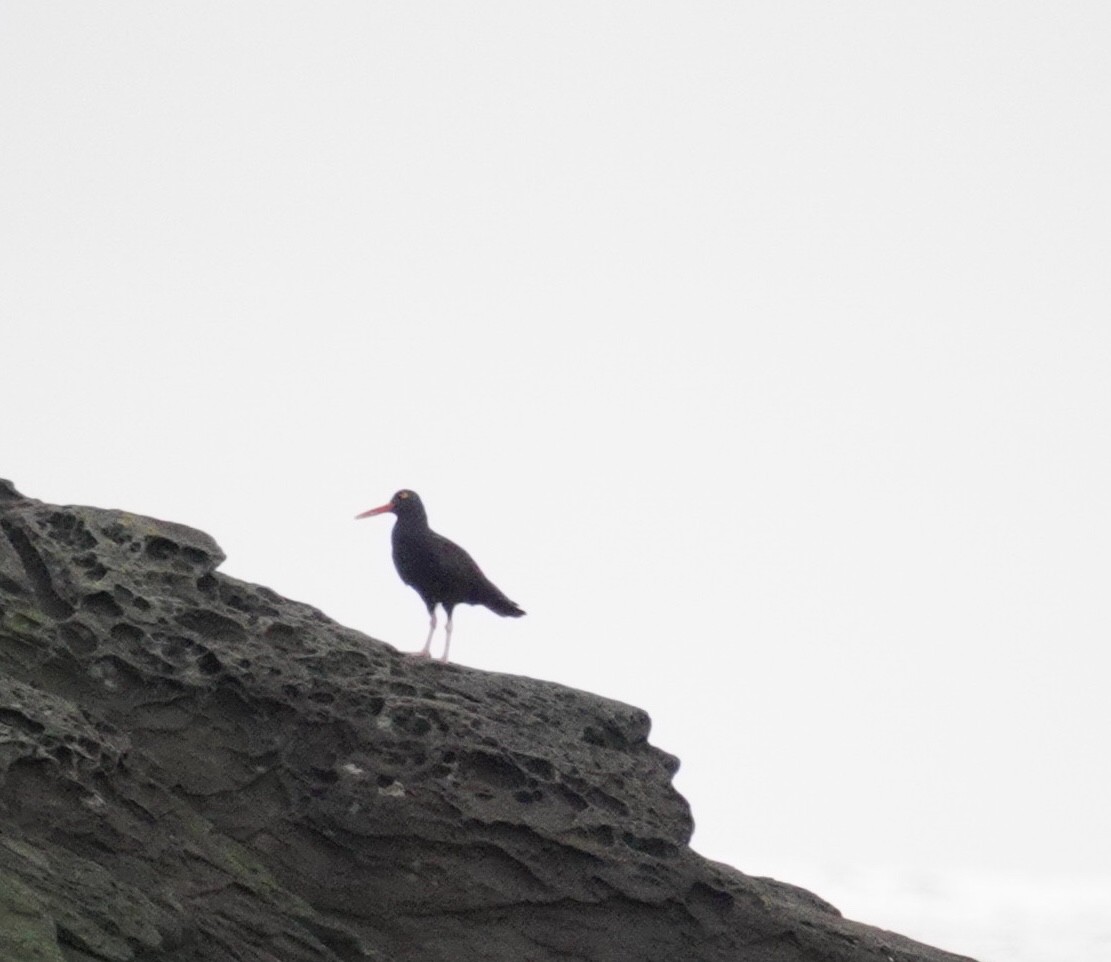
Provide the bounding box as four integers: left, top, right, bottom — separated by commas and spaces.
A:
3, 5, 1109, 960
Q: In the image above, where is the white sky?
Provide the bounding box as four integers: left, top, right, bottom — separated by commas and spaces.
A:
3, 5, 1109, 959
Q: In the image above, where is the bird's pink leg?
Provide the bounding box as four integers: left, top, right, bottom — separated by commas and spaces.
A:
439, 613, 453, 663
413, 609, 436, 659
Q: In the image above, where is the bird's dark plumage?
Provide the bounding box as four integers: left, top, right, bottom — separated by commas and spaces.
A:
355, 489, 524, 661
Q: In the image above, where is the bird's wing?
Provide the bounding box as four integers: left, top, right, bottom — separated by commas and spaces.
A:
428, 532, 488, 586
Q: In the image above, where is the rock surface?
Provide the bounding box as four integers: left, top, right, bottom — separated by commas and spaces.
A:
0, 479, 976, 962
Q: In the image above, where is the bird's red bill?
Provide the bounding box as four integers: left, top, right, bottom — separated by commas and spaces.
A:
355, 502, 394, 519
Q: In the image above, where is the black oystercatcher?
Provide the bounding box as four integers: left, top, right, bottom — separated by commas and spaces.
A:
355, 489, 525, 662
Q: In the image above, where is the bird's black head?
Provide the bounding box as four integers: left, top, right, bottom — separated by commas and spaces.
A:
389, 489, 424, 517
355, 489, 427, 522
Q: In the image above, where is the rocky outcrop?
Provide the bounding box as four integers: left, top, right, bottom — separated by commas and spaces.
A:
0, 479, 975, 962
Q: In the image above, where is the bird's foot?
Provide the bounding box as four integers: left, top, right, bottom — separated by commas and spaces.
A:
409, 649, 433, 660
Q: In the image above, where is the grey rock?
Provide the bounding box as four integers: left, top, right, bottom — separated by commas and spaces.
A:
0, 481, 977, 962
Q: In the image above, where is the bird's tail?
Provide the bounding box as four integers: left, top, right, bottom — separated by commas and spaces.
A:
488, 594, 526, 618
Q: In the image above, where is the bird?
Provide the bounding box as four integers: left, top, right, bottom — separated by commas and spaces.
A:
355, 489, 525, 662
